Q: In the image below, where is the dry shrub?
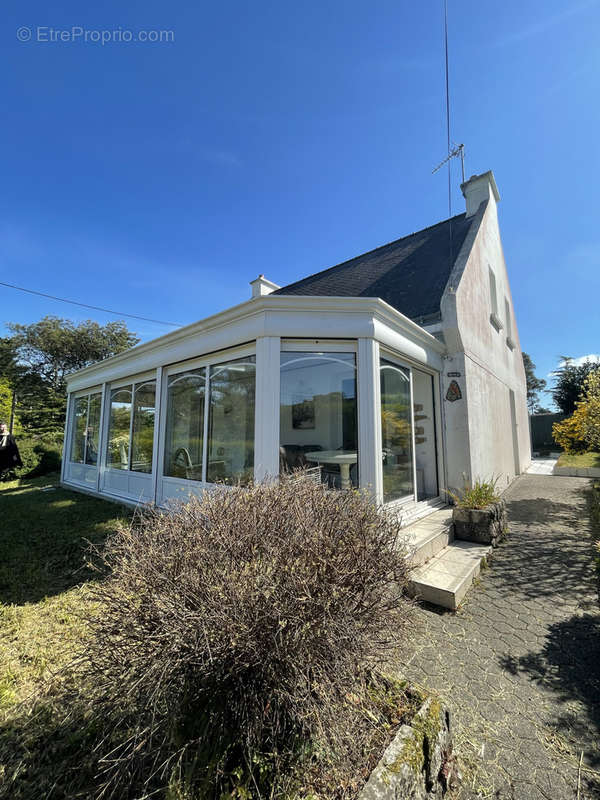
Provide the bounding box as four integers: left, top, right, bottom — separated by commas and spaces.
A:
75, 477, 413, 798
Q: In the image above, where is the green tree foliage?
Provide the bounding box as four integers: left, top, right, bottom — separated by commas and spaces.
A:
551, 357, 600, 416
0, 378, 13, 425
1, 317, 139, 436
581, 369, 600, 451
522, 352, 547, 414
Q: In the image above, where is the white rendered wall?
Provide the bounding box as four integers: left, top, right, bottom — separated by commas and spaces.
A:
440, 191, 531, 493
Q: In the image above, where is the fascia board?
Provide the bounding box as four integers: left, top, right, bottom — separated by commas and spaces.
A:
66, 296, 444, 391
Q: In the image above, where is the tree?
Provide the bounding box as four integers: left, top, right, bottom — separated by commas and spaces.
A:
581, 369, 600, 451
2, 317, 139, 435
0, 378, 19, 431
551, 357, 600, 416
522, 352, 547, 414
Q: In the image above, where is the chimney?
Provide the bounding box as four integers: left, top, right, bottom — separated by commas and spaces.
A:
461, 170, 500, 218
250, 274, 280, 298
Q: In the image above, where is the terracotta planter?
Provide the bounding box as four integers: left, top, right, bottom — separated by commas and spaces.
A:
452, 500, 507, 547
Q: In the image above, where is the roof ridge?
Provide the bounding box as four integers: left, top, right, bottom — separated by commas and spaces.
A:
276, 211, 467, 291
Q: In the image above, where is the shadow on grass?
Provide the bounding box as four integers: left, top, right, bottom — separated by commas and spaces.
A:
0, 693, 101, 800
0, 477, 131, 605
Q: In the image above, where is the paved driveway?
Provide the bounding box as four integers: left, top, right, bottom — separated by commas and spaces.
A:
402, 475, 600, 800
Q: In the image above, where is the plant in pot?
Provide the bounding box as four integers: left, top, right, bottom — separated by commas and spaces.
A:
448, 477, 507, 547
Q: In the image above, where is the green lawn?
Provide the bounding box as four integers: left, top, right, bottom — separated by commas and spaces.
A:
556, 451, 600, 469
0, 475, 131, 711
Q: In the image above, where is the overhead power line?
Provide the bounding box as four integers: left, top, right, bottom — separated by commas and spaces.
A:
0, 280, 182, 328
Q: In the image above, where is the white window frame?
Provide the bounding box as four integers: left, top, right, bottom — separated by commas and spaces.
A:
158, 343, 257, 488
105, 370, 157, 475
279, 339, 359, 489
67, 386, 102, 466
378, 346, 444, 509
280, 339, 358, 353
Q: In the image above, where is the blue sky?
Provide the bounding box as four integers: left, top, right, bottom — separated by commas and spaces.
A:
2, 0, 599, 404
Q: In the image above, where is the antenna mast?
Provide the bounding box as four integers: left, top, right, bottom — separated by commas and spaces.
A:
431, 0, 466, 216
432, 142, 465, 183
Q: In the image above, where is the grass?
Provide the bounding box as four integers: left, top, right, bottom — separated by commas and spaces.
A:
556, 451, 600, 469
0, 474, 131, 605
448, 478, 500, 509
0, 474, 131, 722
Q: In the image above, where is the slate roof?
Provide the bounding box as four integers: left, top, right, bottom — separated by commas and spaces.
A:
273, 212, 476, 322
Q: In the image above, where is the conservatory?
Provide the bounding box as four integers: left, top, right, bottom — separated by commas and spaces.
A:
62, 293, 445, 514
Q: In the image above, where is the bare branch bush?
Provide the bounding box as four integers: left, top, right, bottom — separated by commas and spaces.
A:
3, 477, 415, 799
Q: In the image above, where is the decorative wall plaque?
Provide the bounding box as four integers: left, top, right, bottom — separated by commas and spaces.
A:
445, 380, 462, 402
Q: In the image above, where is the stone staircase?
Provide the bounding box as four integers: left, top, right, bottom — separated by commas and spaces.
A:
402, 508, 492, 610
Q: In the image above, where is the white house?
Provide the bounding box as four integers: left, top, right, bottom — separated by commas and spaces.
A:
62, 170, 531, 522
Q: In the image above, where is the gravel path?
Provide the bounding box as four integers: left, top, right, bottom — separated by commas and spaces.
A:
401, 475, 600, 800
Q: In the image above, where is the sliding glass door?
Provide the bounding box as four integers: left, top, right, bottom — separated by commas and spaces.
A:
379, 358, 439, 505
380, 360, 414, 503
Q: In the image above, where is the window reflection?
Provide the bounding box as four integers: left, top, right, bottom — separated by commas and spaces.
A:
164, 369, 206, 480
280, 352, 358, 489
207, 358, 255, 485
107, 386, 132, 470
85, 393, 102, 465
70, 393, 101, 466
107, 382, 156, 473
70, 397, 88, 464
380, 361, 414, 503
131, 381, 156, 474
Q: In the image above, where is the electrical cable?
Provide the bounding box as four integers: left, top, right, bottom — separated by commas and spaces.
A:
0, 280, 182, 327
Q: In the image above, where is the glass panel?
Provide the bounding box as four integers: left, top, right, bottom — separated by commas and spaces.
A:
412, 369, 439, 501
280, 352, 358, 489
131, 381, 156, 474
207, 357, 255, 485
107, 386, 132, 470
84, 393, 102, 465
164, 369, 206, 481
380, 360, 414, 503
70, 396, 88, 464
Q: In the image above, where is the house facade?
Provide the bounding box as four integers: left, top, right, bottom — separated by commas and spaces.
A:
62, 171, 530, 518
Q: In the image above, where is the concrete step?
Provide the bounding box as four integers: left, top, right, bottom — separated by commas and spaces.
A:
400, 497, 447, 527
401, 508, 454, 568
408, 540, 492, 611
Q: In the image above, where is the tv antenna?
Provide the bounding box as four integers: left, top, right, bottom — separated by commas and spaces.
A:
432, 142, 465, 183
432, 0, 466, 218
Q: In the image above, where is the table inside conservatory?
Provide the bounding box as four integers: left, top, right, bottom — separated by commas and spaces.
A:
304, 450, 358, 489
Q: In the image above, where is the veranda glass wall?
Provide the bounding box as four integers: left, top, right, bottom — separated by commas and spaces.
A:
65, 337, 440, 508
69, 391, 102, 466
279, 351, 358, 489
159, 354, 256, 501
380, 360, 414, 503
106, 380, 156, 473
379, 356, 440, 505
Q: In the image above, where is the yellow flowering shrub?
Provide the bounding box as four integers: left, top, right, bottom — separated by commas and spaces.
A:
552, 405, 589, 453
581, 370, 600, 451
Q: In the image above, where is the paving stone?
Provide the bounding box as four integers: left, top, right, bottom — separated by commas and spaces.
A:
400, 475, 600, 800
